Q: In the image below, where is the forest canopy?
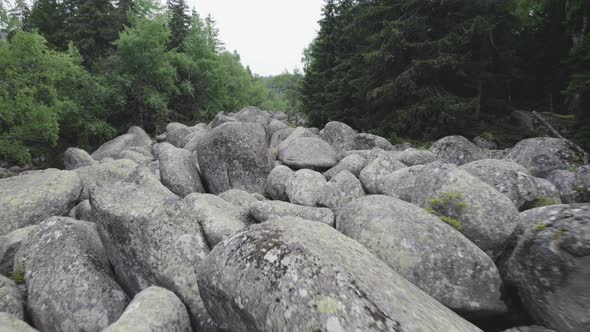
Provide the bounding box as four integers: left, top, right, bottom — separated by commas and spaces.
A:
301, 0, 590, 149
0, 0, 301, 165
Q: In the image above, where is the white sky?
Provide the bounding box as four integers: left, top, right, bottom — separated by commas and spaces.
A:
187, 0, 324, 76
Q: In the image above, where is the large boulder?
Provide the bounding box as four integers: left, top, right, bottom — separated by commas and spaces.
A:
0, 226, 36, 276
377, 165, 425, 202
546, 170, 584, 203
234, 106, 272, 125
506, 204, 590, 332
317, 170, 365, 210
0, 313, 38, 332
576, 165, 590, 201
250, 200, 335, 226
336, 196, 506, 315
103, 286, 191, 332
269, 127, 295, 155
197, 122, 273, 194
0, 169, 81, 236
14, 217, 128, 332
155, 142, 204, 197
267, 119, 289, 138
183, 130, 208, 152
320, 121, 357, 153
386, 162, 520, 257
430, 135, 487, 165
460, 159, 539, 209
218, 189, 260, 211
92, 126, 152, 161
265, 165, 294, 201
359, 152, 407, 194
198, 218, 481, 332
184, 194, 248, 247
90, 175, 216, 331
64, 147, 97, 170
0, 274, 24, 320
395, 148, 439, 166
277, 137, 338, 169
286, 169, 327, 206
504, 137, 588, 178
209, 112, 237, 129
74, 158, 138, 199
323, 154, 368, 180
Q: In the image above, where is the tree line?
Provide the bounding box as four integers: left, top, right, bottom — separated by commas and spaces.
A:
301, 0, 590, 149
0, 0, 302, 165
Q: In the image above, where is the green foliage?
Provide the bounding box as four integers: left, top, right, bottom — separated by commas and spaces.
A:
426, 192, 467, 231
10, 264, 25, 284
533, 223, 547, 232
532, 196, 561, 208
482, 131, 495, 141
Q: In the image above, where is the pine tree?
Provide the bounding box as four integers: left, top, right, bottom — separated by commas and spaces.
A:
166, 0, 190, 50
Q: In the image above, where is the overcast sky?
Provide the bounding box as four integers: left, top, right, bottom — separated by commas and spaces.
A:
187, 0, 324, 76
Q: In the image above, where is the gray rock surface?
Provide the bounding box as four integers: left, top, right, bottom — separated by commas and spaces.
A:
90, 177, 216, 331
317, 170, 365, 210
269, 127, 295, 155
118, 149, 153, 165
320, 121, 357, 153
323, 154, 368, 180
64, 147, 97, 169
531, 177, 562, 207
460, 159, 539, 209
576, 165, 590, 201
74, 158, 138, 199
505, 137, 588, 178
0, 313, 38, 332
378, 165, 425, 202
336, 195, 506, 315
395, 148, 439, 166
546, 170, 583, 203
473, 136, 498, 150
197, 122, 273, 194
92, 126, 152, 160
103, 286, 191, 332
278, 137, 338, 169
219, 189, 260, 210
500, 327, 557, 332
265, 165, 294, 201
209, 112, 237, 129
506, 204, 590, 332
354, 133, 394, 150
155, 142, 204, 197
198, 218, 482, 332
250, 200, 335, 226
70, 199, 92, 221
183, 130, 207, 152
268, 119, 289, 137
184, 193, 248, 247
0, 274, 24, 319
166, 125, 194, 148
430, 135, 487, 165
14, 217, 128, 332
286, 169, 327, 206
234, 106, 271, 125
0, 169, 81, 236
0, 226, 36, 276
359, 152, 407, 194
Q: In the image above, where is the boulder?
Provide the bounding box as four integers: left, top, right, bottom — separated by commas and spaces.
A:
506, 204, 590, 332
234, 106, 271, 125
218, 189, 260, 211
166, 126, 193, 148
166, 122, 187, 133
265, 165, 294, 201
268, 119, 289, 137
430, 135, 487, 165
197, 122, 273, 194
269, 127, 295, 155
198, 218, 481, 332
209, 112, 237, 129
64, 147, 97, 170
359, 152, 407, 194
278, 137, 338, 169
184, 194, 248, 247
378, 165, 425, 202
460, 159, 539, 209
250, 200, 335, 226
504, 137, 588, 178
323, 154, 368, 180
183, 130, 208, 152
395, 148, 438, 166
336, 195, 506, 315
0, 274, 24, 319
529, 177, 562, 207
546, 170, 583, 203
75, 158, 138, 199
90, 177, 215, 331
0, 169, 81, 236
343, 149, 383, 161
276, 127, 318, 152
473, 136, 498, 150
0, 313, 38, 332
501, 327, 557, 332
155, 142, 204, 197
0, 226, 36, 276
103, 286, 191, 332
354, 133, 394, 150
320, 121, 357, 153
14, 217, 128, 332
118, 149, 153, 165
70, 199, 92, 221
286, 169, 327, 206
92, 126, 152, 161
576, 165, 590, 201
317, 170, 365, 210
